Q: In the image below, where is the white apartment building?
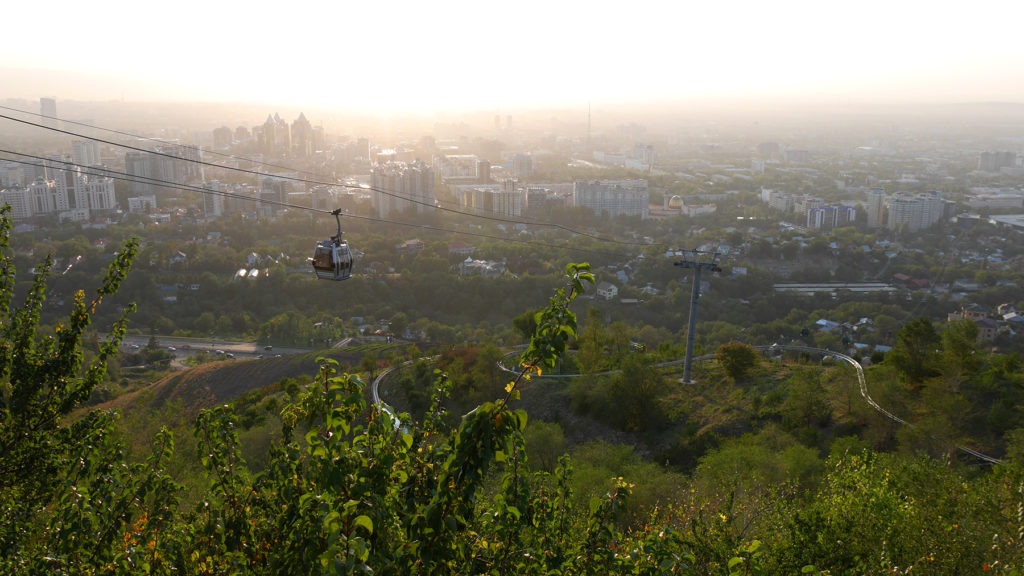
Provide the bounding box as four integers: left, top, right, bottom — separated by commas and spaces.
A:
31, 179, 70, 214
85, 177, 117, 211
573, 179, 649, 219
887, 192, 944, 232
370, 160, 434, 219
0, 187, 33, 219
454, 183, 522, 218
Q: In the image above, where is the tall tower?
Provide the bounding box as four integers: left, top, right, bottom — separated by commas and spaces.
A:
40, 97, 57, 128
865, 188, 885, 228
587, 101, 591, 147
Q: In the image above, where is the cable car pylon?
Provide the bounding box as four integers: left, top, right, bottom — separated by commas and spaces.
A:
674, 250, 722, 383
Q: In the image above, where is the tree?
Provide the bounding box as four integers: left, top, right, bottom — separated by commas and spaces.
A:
942, 320, 981, 381
0, 206, 154, 570
716, 341, 760, 381
512, 307, 541, 342
887, 317, 941, 386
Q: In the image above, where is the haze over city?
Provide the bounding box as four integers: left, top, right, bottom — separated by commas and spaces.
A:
4, 0, 1024, 113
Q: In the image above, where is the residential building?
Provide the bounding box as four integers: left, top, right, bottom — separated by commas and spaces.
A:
396, 239, 425, 254
454, 181, 522, 218
0, 187, 33, 219
202, 180, 225, 217
596, 281, 619, 300
887, 191, 947, 233
31, 178, 70, 214
573, 179, 649, 219
459, 257, 505, 277
124, 151, 154, 195
212, 126, 232, 149
978, 150, 1017, 172
260, 113, 291, 156
128, 195, 157, 213
84, 177, 117, 212
371, 160, 434, 218
71, 140, 101, 167
291, 113, 314, 157
448, 242, 475, 256
865, 188, 885, 228
808, 205, 856, 230
434, 154, 488, 186
512, 153, 534, 179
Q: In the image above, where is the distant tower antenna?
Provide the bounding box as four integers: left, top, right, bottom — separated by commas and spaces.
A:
674, 250, 722, 383
587, 101, 591, 147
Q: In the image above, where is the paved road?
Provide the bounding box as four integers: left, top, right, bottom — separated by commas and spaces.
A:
107, 334, 311, 359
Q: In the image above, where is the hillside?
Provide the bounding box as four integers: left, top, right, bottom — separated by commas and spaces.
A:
101, 348, 376, 417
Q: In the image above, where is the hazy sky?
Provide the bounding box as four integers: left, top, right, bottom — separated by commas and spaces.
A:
3, 0, 1023, 112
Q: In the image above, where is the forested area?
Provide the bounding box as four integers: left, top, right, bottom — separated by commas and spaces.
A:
4, 203, 1024, 575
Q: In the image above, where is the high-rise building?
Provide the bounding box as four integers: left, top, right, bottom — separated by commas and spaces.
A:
291, 113, 314, 157
42, 155, 82, 210
30, 179, 70, 214
257, 113, 291, 156
573, 179, 649, 219
477, 159, 491, 184
865, 188, 885, 228
212, 126, 233, 149
454, 181, 522, 218
125, 143, 204, 196
512, 153, 534, 179
202, 180, 225, 218
40, 97, 57, 129
524, 187, 550, 219
85, 177, 117, 211
887, 191, 945, 233
978, 150, 1017, 172
0, 187, 33, 219
370, 160, 434, 218
1, 160, 25, 188
72, 140, 102, 167
125, 151, 154, 195
795, 196, 825, 218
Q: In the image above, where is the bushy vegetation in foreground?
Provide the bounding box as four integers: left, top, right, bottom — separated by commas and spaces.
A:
4, 206, 1024, 574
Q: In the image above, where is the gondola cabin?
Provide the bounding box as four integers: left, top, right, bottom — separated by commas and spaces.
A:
312, 239, 353, 281
312, 208, 354, 281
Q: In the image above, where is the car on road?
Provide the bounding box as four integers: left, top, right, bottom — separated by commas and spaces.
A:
264, 345, 273, 351
167, 346, 176, 352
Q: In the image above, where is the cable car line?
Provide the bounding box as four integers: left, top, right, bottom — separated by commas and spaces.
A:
0, 110, 657, 248
0, 149, 319, 215
0, 151, 632, 260
0, 103, 324, 181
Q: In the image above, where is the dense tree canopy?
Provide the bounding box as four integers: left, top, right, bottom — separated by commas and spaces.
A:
5, 206, 1024, 575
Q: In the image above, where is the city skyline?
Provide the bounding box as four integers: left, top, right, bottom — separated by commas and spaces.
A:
2, 0, 1024, 113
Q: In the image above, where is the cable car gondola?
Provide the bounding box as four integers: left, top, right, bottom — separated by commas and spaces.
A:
311, 209, 353, 281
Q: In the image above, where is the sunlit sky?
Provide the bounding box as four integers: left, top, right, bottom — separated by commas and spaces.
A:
3, 0, 1024, 112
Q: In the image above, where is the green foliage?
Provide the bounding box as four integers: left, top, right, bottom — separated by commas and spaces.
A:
7, 220, 1024, 576
888, 317, 941, 386
717, 342, 761, 381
